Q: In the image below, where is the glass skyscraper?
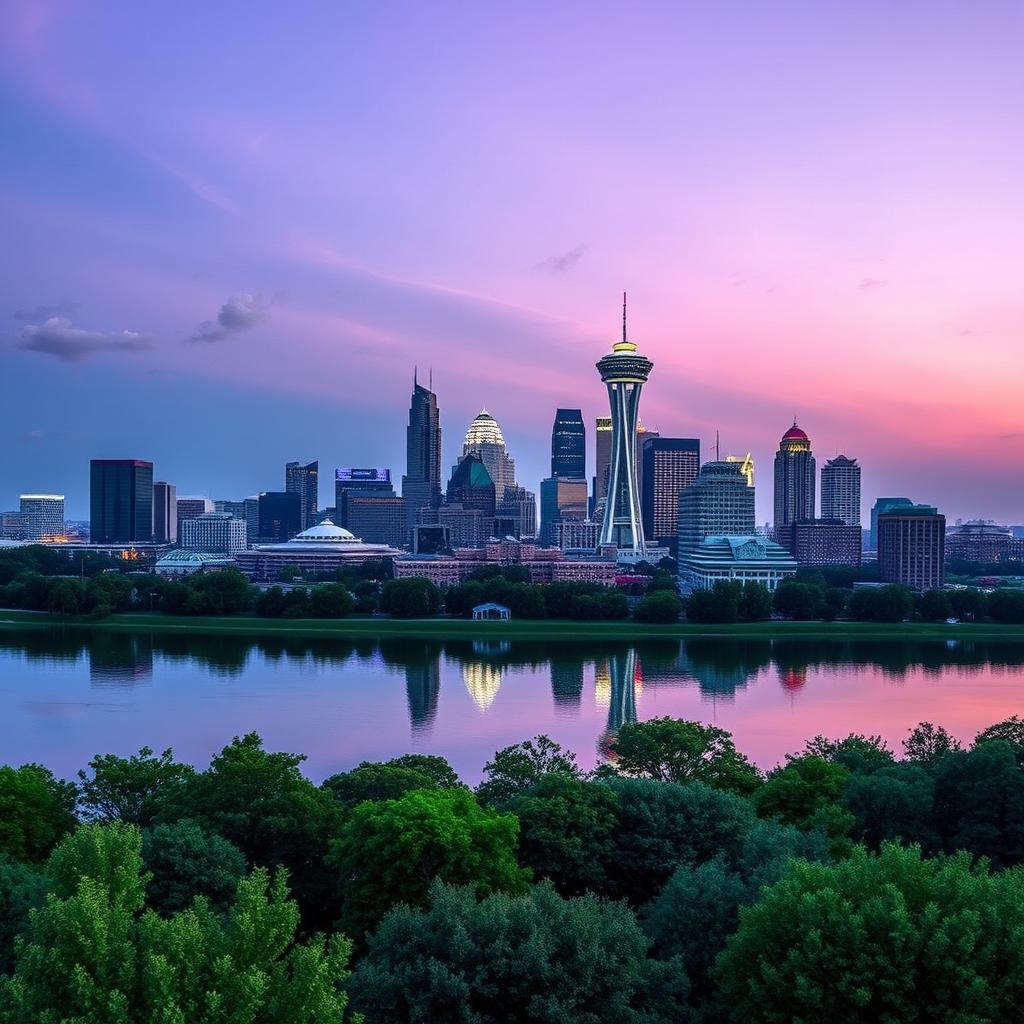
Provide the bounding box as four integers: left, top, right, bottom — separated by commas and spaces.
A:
550, 409, 585, 478
89, 459, 153, 543
285, 460, 319, 530
402, 373, 442, 530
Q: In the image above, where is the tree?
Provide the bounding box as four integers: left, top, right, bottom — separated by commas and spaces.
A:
822, 587, 847, 621
0, 764, 77, 862
976, 715, 1024, 761
308, 583, 354, 618
323, 762, 441, 808
634, 590, 683, 624
187, 567, 254, 614
918, 588, 953, 621
848, 584, 913, 623
685, 581, 742, 623
0, 823, 356, 1024
506, 775, 620, 896
611, 717, 761, 796
802, 733, 894, 775
0, 857, 45, 974
713, 844, 1024, 1024
328, 787, 529, 939
141, 820, 248, 915
476, 735, 581, 806
385, 753, 461, 789
772, 580, 825, 620
380, 577, 442, 618
842, 763, 939, 851
77, 746, 195, 826
349, 880, 691, 1024
903, 721, 962, 765
47, 579, 83, 617
256, 586, 289, 617
989, 589, 1024, 624
949, 588, 988, 621
738, 582, 773, 622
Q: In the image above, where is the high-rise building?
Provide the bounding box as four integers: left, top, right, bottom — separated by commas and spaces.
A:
402, 373, 442, 530
551, 409, 586, 479
90, 459, 154, 543
774, 519, 862, 565
539, 476, 589, 546
19, 494, 64, 541
0, 512, 24, 540
821, 455, 861, 526
497, 484, 537, 539
462, 411, 516, 501
677, 461, 755, 553
878, 504, 945, 590
345, 495, 408, 548
773, 422, 815, 531
243, 497, 260, 545
175, 497, 214, 542
446, 454, 496, 516
641, 438, 700, 547
285, 460, 318, 530
335, 468, 395, 527
180, 512, 247, 555
869, 497, 914, 552
593, 416, 612, 510
153, 482, 177, 543
725, 454, 755, 488
597, 295, 653, 554
258, 491, 302, 542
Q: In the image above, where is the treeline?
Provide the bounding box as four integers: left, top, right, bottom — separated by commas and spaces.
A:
5, 718, 1024, 1020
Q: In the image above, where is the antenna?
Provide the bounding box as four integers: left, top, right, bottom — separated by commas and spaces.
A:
622, 291, 628, 344
414, 365, 418, 388
714, 430, 720, 460
429, 367, 433, 390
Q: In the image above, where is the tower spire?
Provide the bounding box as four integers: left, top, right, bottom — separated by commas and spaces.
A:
622, 291, 628, 345
414, 365, 418, 388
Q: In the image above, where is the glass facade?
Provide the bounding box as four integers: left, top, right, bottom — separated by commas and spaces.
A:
550, 408, 586, 478
89, 460, 153, 543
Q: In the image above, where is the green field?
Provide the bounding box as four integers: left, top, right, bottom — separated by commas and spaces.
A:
2, 608, 1023, 642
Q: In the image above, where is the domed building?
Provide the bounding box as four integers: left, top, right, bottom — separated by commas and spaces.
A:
460, 409, 516, 501
234, 519, 400, 582
773, 420, 816, 531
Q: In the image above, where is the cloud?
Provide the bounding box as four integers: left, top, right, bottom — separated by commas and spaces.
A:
189, 293, 268, 342
536, 243, 588, 273
959, 329, 975, 337
14, 300, 79, 320
858, 277, 886, 290
17, 317, 151, 362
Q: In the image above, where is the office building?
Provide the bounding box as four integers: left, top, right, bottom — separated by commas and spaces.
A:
446, 454, 496, 516
869, 497, 915, 551
878, 504, 945, 590
19, 494, 64, 541
773, 422, 815, 531
402, 372, 442, 529
90, 459, 154, 543
335, 468, 395, 527
679, 536, 798, 594
243, 497, 260, 544
774, 519, 862, 565
154, 550, 235, 577
539, 476, 589, 546
821, 455, 861, 526
180, 512, 247, 555
945, 520, 1019, 563
418, 504, 491, 548
551, 519, 603, 552
462, 410, 516, 500
594, 416, 612, 511
285, 460, 319, 530
497, 485, 537, 539
214, 498, 245, 520
597, 295, 653, 554
153, 482, 177, 543
641, 438, 700, 548
345, 494, 408, 548
725, 454, 755, 488
175, 497, 214, 542
0, 512, 24, 540
551, 408, 586, 479
257, 491, 301, 542
678, 461, 755, 553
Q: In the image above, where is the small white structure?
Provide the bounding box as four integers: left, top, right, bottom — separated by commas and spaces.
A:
472, 602, 511, 621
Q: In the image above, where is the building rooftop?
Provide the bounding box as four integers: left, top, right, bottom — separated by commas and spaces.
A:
156, 550, 233, 567
464, 410, 506, 449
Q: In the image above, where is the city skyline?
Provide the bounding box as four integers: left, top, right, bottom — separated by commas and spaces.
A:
1, 4, 1022, 523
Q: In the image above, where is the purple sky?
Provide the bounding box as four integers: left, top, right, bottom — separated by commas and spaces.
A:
2, 1, 1022, 522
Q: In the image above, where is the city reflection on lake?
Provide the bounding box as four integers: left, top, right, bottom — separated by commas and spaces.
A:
1, 627, 1023, 783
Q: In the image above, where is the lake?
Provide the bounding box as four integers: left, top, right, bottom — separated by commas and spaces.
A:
1, 627, 1023, 783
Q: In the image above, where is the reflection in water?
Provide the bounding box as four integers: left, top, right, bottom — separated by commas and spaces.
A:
550, 659, 584, 710
89, 632, 154, 687
462, 662, 503, 710
405, 657, 440, 734
780, 667, 808, 692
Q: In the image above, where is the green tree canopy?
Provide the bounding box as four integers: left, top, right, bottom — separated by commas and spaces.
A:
634, 589, 683, 624
322, 762, 441, 809
380, 577, 443, 618
903, 721, 962, 765
476, 735, 581, 806
76, 746, 195, 826
0, 764, 77, 863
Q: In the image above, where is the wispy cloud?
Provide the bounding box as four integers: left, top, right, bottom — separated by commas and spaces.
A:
858, 277, 886, 290
14, 299, 79, 321
536, 243, 588, 273
188, 293, 269, 343
17, 316, 151, 362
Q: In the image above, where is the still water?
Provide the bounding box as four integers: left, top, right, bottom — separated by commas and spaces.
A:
1, 628, 1023, 783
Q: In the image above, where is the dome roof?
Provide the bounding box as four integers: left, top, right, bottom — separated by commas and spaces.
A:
781, 421, 809, 443
291, 519, 358, 543
464, 410, 505, 449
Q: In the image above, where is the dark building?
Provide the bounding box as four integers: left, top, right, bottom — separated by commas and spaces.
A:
878, 504, 945, 590
773, 422, 815, 532
90, 459, 154, 543
153, 481, 177, 543
335, 468, 395, 527
641, 437, 700, 548
539, 476, 588, 546
775, 518, 862, 565
402, 374, 442, 530
257, 491, 302, 542
285, 460, 318, 530
551, 408, 586, 479
175, 497, 212, 542
820, 455, 861, 526
446, 454, 496, 516
869, 497, 914, 552
945, 520, 1020, 564
345, 495, 408, 548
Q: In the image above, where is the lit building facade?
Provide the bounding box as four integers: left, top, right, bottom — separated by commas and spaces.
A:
821, 455, 861, 526
678, 536, 798, 594
154, 482, 177, 543
878, 504, 945, 590
175, 497, 214, 542
773, 422, 815, 532
335, 468, 395, 527
402, 374, 442, 530
678, 461, 755, 553
641, 438, 700, 548
19, 494, 64, 541
462, 411, 516, 500
596, 295, 654, 555
285, 460, 319, 530
550, 408, 586, 479
539, 476, 588, 547
90, 459, 154, 544
945, 520, 1020, 564
774, 518, 862, 565
180, 512, 248, 555
725, 454, 755, 488
551, 519, 603, 552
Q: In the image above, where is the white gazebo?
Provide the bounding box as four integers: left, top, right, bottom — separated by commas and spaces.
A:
472, 602, 511, 621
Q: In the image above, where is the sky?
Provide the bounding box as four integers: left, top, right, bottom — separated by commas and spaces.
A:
1, 1, 1022, 523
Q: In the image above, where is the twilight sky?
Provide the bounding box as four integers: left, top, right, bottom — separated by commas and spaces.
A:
2, 1, 1022, 523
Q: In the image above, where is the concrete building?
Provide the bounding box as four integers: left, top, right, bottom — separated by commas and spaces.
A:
155, 550, 235, 577
497, 485, 537, 540
878, 504, 945, 590
90, 459, 154, 544
679, 535, 798, 594
821, 455, 861, 526
678, 461, 755, 553
335, 468, 395, 527
180, 512, 248, 555
345, 494, 408, 548
417, 503, 491, 548
773, 422, 815, 532
945, 520, 1020, 563
175, 497, 214, 542
539, 476, 589, 546
462, 410, 516, 501
869, 497, 914, 552
0, 512, 24, 540
154, 482, 177, 543
774, 518, 862, 565
19, 494, 64, 541
551, 519, 603, 552
641, 438, 700, 548
285, 460, 319, 530
402, 373, 442, 530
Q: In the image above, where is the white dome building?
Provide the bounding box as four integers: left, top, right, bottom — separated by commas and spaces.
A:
460, 410, 516, 501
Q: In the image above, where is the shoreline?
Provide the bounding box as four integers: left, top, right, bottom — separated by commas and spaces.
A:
1, 609, 1023, 642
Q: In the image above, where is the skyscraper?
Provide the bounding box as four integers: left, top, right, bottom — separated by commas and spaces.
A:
335, 468, 394, 527
175, 497, 213, 542
677, 461, 755, 552
153, 482, 177, 543
593, 416, 612, 510
870, 497, 914, 551
462, 410, 516, 500
878, 504, 945, 590
90, 459, 154, 543
19, 494, 64, 541
285, 460, 319, 530
551, 408, 586, 478
725, 453, 755, 487
821, 455, 861, 526
402, 372, 442, 530
180, 513, 247, 555
641, 438, 700, 547
597, 294, 653, 554
539, 477, 588, 546
773, 421, 815, 531
258, 491, 302, 542
446, 453, 496, 516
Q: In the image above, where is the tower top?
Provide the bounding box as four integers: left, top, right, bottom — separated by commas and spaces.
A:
613, 291, 638, 353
